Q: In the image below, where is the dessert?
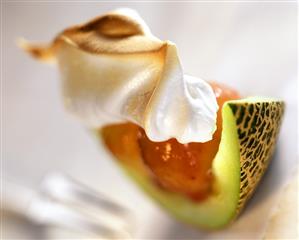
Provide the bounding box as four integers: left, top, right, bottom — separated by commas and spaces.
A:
20, 8, 284, 229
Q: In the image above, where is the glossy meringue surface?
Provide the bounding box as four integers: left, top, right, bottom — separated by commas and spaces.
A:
21, 8, 218, 143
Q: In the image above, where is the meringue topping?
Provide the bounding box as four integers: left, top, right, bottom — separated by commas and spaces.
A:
20, 8, 218, 143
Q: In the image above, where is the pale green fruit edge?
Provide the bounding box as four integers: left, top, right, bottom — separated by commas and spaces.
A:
96, 97, 282, 229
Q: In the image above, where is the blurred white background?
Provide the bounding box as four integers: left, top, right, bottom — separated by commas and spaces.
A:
2, 1, 297, 239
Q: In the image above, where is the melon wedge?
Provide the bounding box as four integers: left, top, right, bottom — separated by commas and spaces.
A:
18, 8, 285, 230
99, 98, 284, 229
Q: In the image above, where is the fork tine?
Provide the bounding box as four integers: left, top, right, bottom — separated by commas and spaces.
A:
40, 173, 130, 214
28, 196, 131, 238
27, 172, 134, 238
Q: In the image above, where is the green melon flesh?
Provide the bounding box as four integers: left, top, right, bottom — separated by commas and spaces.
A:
99, 98, 284, 229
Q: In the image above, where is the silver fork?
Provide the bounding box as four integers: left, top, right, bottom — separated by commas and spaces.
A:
3, 173, 134, 239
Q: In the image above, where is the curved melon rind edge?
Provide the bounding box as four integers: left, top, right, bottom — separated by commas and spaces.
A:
98, 98, 284, 229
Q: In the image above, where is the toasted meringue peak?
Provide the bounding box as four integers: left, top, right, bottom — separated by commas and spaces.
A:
21, 8, 218, 143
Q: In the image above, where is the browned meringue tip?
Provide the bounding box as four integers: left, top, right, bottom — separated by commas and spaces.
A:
17, 38, 56, 64
85, 12, 144, 38
17, 8, 165, 61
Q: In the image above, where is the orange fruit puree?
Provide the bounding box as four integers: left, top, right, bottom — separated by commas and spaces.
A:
102, 82, 240, 201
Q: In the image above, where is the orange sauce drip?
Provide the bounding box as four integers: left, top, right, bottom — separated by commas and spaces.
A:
101, 82, 240, 201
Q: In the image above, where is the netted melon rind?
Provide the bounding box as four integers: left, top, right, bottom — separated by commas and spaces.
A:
228, 100, 284, 213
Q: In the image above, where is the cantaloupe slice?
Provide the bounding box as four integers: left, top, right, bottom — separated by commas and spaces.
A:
19, 8, 284, 229
100, 98, 284, 229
